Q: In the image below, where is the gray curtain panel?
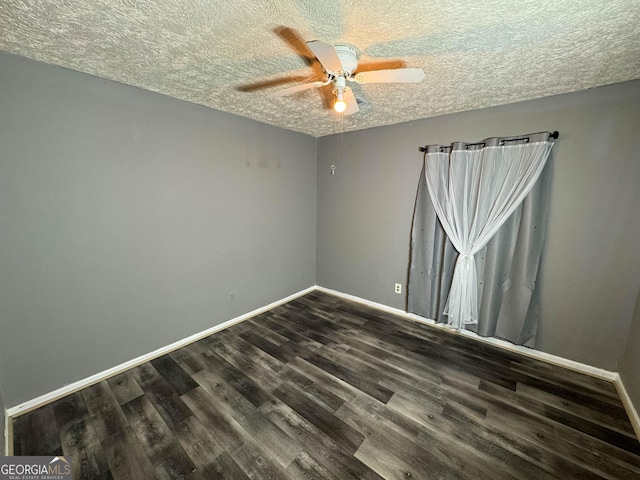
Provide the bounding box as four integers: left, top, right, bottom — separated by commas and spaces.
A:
408, 158, 552, 347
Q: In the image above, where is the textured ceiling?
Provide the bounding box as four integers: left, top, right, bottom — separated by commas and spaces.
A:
1, 0, 639, 137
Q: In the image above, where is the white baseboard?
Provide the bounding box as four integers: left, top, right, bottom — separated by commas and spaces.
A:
5, 286, 315, 422
315, 286, 618, 382
613, 374, 640, 441
3, 410, 10, 456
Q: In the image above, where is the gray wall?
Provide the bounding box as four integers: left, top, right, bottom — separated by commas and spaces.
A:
621, 288, 640, 419
317, 80, 640, 371
0, 52, 317, 407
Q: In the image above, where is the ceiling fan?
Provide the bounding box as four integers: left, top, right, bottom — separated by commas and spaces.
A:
266, 39, 426, 115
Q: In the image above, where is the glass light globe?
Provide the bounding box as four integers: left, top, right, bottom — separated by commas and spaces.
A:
334, 99, 347, 113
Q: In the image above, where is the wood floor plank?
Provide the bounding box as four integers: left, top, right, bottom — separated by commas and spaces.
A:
287, 356, 359, 404
13, 403, 61, 456
169, 343, 208, 376
385, 389, 445, 426
193, 367, 303, 468
301, 351, 394, 403
107, 371, 144, 406
330, 326, 447, 385
325, 332, 432, 387
414, 404, 556, 480
259, 313, 325, 349
81, 383, 130, 442
480, 380, 640, 474
283, 376, 346, 413
336, 392, 423, 441
130, 362, 193, 426
510, 360, 622, 404
239, 329, 294, 363
512, 367, 627, 412
231, 440, 296, 480
53, 392, 112, 479
318, 345, 422, 392
207, 332, 283, 381
172, 415, 227, 472
243, 317, 290, 345
543, 404, 640, 455
341, 391, 507, 480
516, 381, 636, 436
199, 452, 252, 480
12, 290, 640, 479
208, 332, 301, 393
334, 321, 465, 381
286, 451, 342, 480
337, 300, 522, 371
180, 386, 246, 452
52, 391, 92, 437
199, 348, 274, 407
121, 394, 199, 479
486, 404, 640, 480
419, 419, 556, 480
101, 426, 158, 480
273, 381, 366, 455
360, 420, 469, 480
354, 438, 419, 480
150, 355, 199, 396
443, 402, 608, 480
258, 394, 384, 480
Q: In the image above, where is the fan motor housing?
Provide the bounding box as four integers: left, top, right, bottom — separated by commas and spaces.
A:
334, 44, 360, 76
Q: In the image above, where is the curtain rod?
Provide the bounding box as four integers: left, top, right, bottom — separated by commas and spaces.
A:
418, 131, 559, 153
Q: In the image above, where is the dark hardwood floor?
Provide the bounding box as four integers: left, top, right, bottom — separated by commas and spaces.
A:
12, 291, 640, 479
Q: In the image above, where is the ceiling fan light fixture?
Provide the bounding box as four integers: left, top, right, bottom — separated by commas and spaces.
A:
265, 37, 423, 117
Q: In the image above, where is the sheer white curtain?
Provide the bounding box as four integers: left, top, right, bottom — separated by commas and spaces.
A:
424, 134, 554, 329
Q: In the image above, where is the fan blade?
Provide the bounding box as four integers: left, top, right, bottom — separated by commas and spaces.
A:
267, 81, 326, 98
273, 26, 316, 64
273, 26, 325, 79
307, 41, 343, 74
342, 87, 360, 116
354, 68, 425, 84
237, 75, 309, 93
356, 59, 407, 72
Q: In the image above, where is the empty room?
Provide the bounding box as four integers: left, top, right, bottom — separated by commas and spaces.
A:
1, 1, 640, 479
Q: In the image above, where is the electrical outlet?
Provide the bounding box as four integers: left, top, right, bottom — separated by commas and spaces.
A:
394, 283, 402, 294
228, 291, 236, 302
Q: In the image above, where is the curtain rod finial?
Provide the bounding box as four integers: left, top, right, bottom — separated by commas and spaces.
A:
550, 131, 559, 139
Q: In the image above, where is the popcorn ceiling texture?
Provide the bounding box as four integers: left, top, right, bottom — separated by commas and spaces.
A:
1, 0, 639, 137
